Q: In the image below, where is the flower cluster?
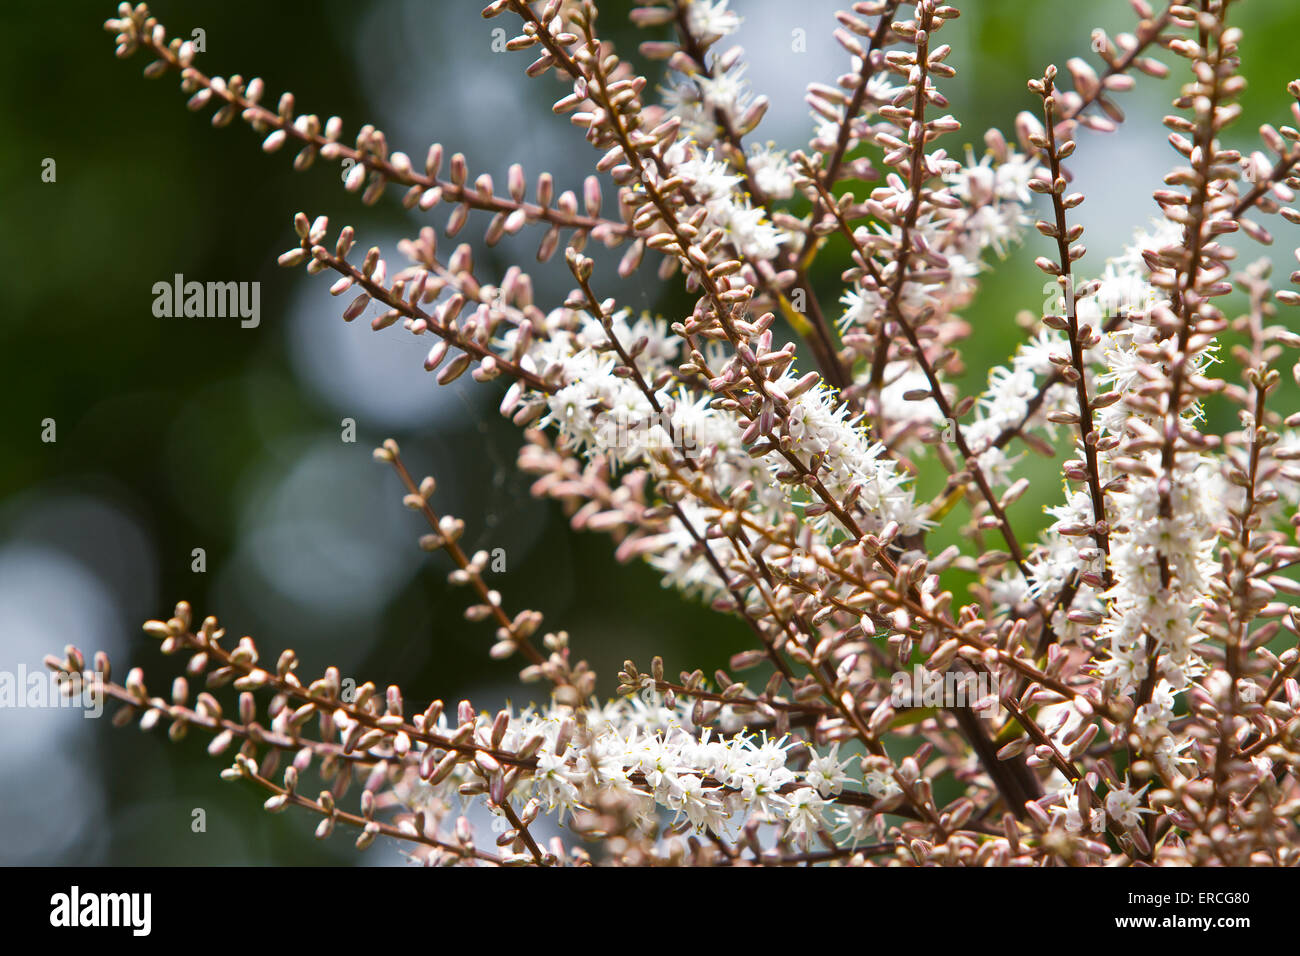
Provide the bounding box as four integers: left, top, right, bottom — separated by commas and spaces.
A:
397, 692, 863, 847
63, 0, 1300, 866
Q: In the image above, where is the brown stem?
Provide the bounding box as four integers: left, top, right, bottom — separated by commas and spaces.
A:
1037, 78, 1113, 600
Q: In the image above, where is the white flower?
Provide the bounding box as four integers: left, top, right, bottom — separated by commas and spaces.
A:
534, 748, 581, 818
962, 203, 1025, 257
667, 773, 728, 832
685, 0, 740, 45
862, 769, 900, 800
1104, 781, 1155, 829
839, 286, 884, 332
738, 765, 790, 818
677, 149, 742, 203
1152, 734, 1198, 778
784, 787, 828, 843
994, 153, 1037, 204
805, 743, 853, 797
833, 805, 879, 847
747, 144, 795, 200
697, 62, 751, 116
719, 200, 786, 261
1051, 787, 1105, 834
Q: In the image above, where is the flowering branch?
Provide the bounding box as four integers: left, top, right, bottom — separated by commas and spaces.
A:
83, 0, 1300, 866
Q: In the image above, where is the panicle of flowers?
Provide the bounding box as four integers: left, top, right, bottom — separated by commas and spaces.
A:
70, 0, 1300, 866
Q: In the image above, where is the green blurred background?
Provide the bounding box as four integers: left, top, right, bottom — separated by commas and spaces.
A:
2, 0, 1297, 864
